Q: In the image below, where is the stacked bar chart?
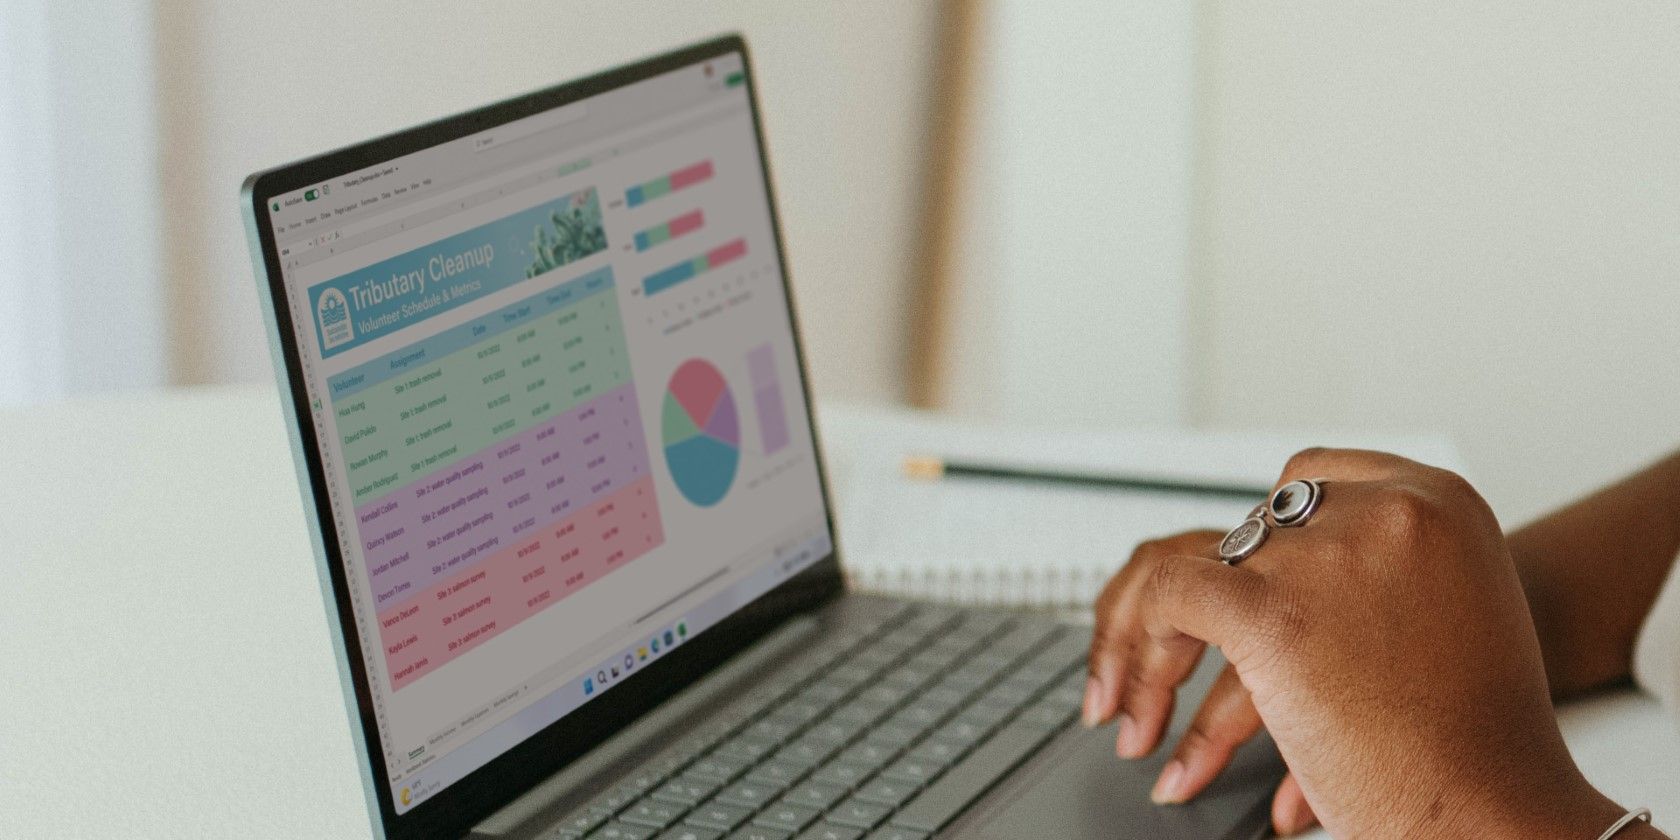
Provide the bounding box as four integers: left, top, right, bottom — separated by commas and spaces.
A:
746, 343, 789, 455
634, 209, 705, 252
328, 267, 666, 691
625, 160, 714, 208
643, 238, 747, 296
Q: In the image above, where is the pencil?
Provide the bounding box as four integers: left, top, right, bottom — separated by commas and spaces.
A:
902, 455, 1271, 500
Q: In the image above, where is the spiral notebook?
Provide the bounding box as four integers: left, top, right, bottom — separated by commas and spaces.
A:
819, 404, 1463, 609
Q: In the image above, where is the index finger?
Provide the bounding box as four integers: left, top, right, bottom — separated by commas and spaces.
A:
1139, 552, 1279, 670
1086, 531, 1223, 727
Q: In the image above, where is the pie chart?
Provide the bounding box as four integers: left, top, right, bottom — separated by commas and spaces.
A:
661, 359, 740, 507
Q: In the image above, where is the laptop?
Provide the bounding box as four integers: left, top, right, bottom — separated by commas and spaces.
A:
241, 35, 1284, 840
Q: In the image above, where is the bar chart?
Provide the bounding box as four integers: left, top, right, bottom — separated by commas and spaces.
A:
634, 209, 705, 252
625, 160, 714, 208
642, 238, 747, 296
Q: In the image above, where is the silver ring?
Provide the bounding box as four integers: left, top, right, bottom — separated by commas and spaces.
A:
1219, 511, 1270, 565
1268, 478, 1326, 527
1221, 480, 1328, 565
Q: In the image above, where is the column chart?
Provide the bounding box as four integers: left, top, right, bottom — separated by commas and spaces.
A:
329, 266, 665, 690
746, 343, 789, 455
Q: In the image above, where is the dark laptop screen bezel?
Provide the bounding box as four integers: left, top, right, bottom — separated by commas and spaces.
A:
239, 35, 844, 840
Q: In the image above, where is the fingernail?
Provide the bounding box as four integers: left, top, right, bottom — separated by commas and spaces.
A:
1081, 676, 1104, 727
1116, 714, 1142, 758
1277, 798, 1311, 835
1150, 760, 1187, 804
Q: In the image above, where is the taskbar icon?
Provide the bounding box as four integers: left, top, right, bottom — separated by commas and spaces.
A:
580, 618, 691, 699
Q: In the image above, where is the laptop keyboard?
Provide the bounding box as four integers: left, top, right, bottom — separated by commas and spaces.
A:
544, 603, 1089, 840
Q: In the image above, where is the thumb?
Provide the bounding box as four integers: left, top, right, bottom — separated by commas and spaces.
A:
1140, 553, 1277, 660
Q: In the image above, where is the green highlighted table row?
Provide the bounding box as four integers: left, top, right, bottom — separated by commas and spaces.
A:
332, 271, 635, 505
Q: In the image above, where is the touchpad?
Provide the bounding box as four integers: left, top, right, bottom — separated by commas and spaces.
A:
957, 656, 1285, 839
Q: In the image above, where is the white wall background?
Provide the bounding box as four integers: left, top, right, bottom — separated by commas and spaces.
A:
8, 1, 1677, 527
155, 0, 937, 405
1189, 2, 1680, 524
942, 2, 1196, 428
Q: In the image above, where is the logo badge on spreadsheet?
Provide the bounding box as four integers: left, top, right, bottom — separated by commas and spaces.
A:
316, 287, 354, 350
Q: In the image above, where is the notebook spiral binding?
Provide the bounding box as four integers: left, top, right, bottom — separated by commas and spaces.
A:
845, 564, 1109, 610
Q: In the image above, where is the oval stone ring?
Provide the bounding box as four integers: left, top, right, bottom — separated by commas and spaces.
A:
1267, 478, 1326, 527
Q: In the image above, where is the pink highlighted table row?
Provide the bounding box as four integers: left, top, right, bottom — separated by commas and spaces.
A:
376, 474, 664, 691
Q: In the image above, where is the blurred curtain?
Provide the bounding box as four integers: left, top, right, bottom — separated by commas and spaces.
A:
0, 1, 58, 404
0, 0, 164, 408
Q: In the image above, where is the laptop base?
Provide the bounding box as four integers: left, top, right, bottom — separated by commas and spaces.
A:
478, 595, 1281, 840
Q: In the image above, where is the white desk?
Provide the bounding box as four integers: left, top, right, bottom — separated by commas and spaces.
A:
2, 386, 1673, 837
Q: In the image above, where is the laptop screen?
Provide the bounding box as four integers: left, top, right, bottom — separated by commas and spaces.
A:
259, 49, 832, 815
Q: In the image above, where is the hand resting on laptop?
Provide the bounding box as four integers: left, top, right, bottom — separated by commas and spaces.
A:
1082, 448, 1671, 839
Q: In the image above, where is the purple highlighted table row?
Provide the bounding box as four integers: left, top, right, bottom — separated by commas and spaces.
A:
354, 383, 653, 611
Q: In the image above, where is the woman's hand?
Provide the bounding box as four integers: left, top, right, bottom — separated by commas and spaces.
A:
1081, 527, 1325, 832
1084, 449, 1644, 838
